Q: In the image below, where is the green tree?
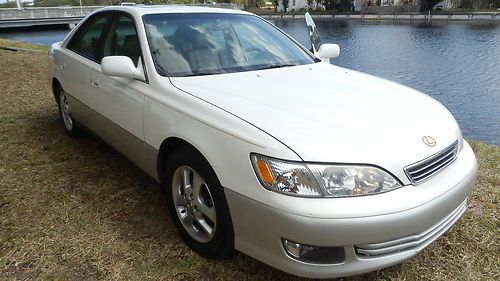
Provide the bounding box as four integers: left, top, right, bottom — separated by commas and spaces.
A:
0, 2, 17, 8
282, 0, 289, 12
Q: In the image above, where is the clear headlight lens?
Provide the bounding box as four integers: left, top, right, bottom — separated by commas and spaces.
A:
308, 164, 401, 197
250, 154, 322, 197
251, 154, 401, 197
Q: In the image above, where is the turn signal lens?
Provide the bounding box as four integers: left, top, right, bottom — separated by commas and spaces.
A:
251, 154, 322, 197
256, 160, 274, 184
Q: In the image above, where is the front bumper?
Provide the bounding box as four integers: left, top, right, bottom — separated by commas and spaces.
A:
224, 141, 477, 278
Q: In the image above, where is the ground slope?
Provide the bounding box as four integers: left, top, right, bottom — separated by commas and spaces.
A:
0, 38, 498, 280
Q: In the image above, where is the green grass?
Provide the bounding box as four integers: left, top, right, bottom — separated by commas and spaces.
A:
0, 38, 498, 280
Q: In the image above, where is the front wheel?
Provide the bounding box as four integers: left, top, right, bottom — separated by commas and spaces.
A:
164, 146, 234, 259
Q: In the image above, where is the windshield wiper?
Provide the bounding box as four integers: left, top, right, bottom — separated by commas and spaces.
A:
255, 64, 297, 71
182, 71, 222, 77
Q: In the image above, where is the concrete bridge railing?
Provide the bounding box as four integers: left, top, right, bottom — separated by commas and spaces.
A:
0, 6, 101, 21
261, 12, 499, 22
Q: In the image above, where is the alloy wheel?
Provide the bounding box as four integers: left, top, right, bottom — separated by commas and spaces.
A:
172, 165, 217, 243
59, 91, 73, 130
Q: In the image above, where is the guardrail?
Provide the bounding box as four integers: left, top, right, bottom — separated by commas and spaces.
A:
0, 5, 243, 28
0, 6, 101, 21
260, 12, 500, 22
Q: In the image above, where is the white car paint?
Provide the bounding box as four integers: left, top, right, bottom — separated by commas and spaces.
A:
47, 5, 477, 278
170, 62, 460, 184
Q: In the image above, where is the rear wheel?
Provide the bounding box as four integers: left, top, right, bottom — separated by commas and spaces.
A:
164, 145, 234, 259
56, 87, 85, 138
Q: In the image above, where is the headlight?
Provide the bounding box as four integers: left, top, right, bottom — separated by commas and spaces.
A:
251, 154, 401, 197
308, 164, 401, 197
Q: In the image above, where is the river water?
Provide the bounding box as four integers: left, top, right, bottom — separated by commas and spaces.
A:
1, 21, 499, 145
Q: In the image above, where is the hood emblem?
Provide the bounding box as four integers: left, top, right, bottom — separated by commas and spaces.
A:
422, 136, 436, 147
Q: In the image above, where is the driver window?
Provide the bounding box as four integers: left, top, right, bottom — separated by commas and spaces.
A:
102, 14, 141, 67
67, 13, 110, 62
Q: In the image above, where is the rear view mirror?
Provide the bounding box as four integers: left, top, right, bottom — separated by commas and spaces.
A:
101, 56, 145, 81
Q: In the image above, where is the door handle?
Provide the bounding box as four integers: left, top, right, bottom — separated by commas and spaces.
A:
90, 80, 99, 87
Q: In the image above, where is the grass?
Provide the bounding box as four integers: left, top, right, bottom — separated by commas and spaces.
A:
0, 38, 498, 280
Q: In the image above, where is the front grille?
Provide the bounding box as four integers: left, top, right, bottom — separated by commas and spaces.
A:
355, 199, 467, 257
405, 141, 459, 184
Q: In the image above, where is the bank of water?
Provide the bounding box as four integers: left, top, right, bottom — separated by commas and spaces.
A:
0, 21, 498, 145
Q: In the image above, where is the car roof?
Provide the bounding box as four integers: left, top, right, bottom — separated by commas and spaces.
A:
97, 5, 251, 17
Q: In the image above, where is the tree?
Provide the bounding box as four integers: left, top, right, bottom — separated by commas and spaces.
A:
420, 0, 442, 11
271, 0, 279, 11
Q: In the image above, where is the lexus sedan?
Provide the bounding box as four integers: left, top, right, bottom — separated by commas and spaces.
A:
47, 5, 477, 278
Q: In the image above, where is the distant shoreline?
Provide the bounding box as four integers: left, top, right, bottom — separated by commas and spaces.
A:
259, 12, 500, 23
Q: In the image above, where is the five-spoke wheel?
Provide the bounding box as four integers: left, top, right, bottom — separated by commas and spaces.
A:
164, 145, 234, 259
172, 165, 217, 243
56, 86, 85, 138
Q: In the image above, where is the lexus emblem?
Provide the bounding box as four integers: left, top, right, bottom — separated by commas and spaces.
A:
422, 136, 436, 147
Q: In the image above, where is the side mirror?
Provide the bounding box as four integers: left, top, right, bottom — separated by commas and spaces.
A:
101, 56, 145, 81
317, 44, 340, 60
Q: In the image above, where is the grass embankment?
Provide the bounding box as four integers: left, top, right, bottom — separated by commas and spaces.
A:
0, 38, 498, 280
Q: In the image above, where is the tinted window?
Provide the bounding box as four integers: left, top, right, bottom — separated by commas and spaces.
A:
143, 13, 315, 77
67, 14, 109, 61
102, 15, 142, 66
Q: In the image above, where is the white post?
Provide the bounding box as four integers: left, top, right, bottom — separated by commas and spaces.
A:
15, 0, 22, 10
80, 0, 83, 8
354, 0, 362, 12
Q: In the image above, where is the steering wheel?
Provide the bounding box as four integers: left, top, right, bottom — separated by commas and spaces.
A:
244, 47, 262, 58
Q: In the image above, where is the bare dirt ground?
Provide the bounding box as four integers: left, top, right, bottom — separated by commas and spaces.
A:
0, 38, 498, 280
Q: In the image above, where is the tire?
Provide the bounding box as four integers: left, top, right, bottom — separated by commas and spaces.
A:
164, 145, 234, 259
55, 86, 85, 138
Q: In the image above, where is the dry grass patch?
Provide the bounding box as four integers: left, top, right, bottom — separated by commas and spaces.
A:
0, 39, 498, 280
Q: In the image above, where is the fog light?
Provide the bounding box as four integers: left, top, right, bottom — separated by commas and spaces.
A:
282, 239, 345, 264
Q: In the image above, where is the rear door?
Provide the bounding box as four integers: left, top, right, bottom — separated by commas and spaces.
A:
60, 12, 111, 106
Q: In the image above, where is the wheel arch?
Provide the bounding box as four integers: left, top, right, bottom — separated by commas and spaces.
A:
156, 137, 215, 183
52, 78, 62, 103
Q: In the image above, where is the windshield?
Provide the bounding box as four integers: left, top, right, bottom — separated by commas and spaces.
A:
143, 13, 315, 77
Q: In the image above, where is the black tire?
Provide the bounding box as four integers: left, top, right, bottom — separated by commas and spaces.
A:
55, 86, 85, 138
164, 145, 234, 259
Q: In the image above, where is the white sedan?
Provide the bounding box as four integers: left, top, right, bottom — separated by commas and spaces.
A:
47, 5, 477, 278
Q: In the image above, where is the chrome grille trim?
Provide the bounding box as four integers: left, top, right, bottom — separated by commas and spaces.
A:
355, 199, 467, 257
405, 141, 459, 184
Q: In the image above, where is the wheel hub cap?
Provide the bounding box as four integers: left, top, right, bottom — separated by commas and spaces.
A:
172, 166, 216, 243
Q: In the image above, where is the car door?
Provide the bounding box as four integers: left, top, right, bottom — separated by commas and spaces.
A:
81, 12, 157, 175
58, 12, 111, 109
85, 13, 146, 142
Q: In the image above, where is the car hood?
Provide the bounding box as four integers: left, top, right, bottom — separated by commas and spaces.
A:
169, 62, 460, 182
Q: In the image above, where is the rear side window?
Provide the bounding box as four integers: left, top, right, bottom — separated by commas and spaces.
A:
67, 14, 110, 62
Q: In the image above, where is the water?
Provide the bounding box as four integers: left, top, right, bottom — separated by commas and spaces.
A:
0, 28, 70, 46
1, 21, 499, 145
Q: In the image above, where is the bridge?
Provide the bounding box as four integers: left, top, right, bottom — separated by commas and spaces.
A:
0, 7, 100, 28
0, 4, 242, 29
0, 5, 498, 29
